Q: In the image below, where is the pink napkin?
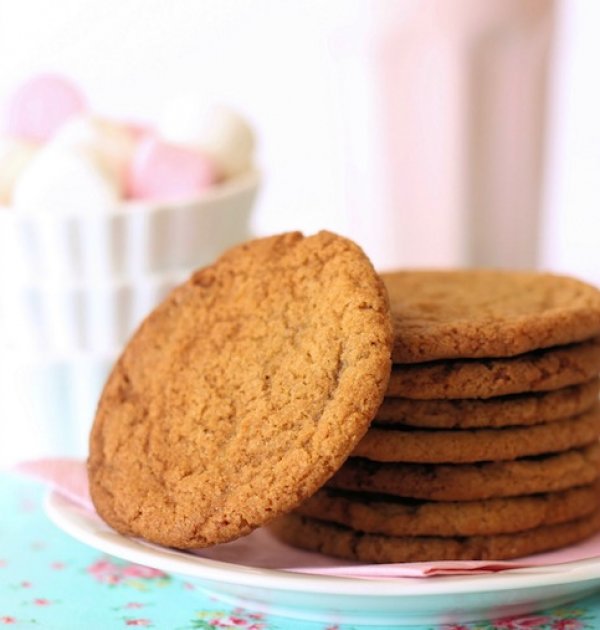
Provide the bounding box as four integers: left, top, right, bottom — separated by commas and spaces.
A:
14, 459, 600, 579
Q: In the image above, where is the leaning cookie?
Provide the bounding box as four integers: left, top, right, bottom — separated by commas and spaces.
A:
270, 511, 600, 562
88, 231, 393, 549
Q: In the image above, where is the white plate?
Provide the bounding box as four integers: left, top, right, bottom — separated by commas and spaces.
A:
46, 491, 600, 627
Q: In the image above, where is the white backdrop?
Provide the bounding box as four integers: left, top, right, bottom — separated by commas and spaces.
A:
0, 0, 599, 466
542, 0, 600, 286
0, 0, 598, 277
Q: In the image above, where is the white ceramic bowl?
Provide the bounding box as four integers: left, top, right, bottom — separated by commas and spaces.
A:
0, 351, 116, 466
0, 169, 259, 286
0, 268, 189, 355
0, 171, 260, 465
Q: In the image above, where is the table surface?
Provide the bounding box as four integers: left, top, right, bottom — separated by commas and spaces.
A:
3, 474, 600, 630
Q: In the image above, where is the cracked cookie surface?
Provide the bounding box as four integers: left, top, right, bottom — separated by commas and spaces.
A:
383, 270, 600, 364
375, 379, 600, 428
88, 231, 392, 548
270, 510, 600, 561
327, 443, 600, 501
354, 405, 600, 463
386, 338, 600, 399
295, 482, 600, 537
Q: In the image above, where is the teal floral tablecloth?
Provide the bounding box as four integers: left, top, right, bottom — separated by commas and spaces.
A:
2, 473, 600, 630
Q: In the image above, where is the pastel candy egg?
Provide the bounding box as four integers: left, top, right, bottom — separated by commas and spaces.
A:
0, 138, 39, 205
13, 144, 120, 214
123, 121, 153, 143
127, 136, 218, 202
158, 100, 254, 179
51, 115, 137, 193
5, 74, 86, 143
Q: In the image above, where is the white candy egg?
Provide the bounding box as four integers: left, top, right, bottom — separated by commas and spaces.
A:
52, 115, 137, 191
13, 143, 121, 214
158, 99, 254, 180
0, 139, 39, 205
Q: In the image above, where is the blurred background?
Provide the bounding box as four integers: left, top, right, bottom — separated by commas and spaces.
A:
0, 0, 598, 466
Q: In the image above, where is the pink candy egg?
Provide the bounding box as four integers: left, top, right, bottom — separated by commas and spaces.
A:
127, 136, 218, 202
5, 74, 86, 142
123, 121, 153, 143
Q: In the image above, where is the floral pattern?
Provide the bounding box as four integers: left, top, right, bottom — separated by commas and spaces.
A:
180, 608, 268, 629
87, 557, 171, 590
435, 608, 594, 630
2, 475, 600, 629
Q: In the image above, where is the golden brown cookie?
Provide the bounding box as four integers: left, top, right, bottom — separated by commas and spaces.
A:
354, 405, 600, 463
270, 510, 600, 562
375, 379, 600, 429
386, 338, 600, 400
327, 443, 600, 501
88, 231, 393, 548
295, 483, 600, 537
383, 270, 600, 364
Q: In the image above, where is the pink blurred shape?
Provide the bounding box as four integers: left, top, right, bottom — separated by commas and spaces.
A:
5, 74, 87, 142
127, 135, 218, 201
14, 458, 93, 511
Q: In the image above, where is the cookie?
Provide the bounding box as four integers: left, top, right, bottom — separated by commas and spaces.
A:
88, 231, 393, 548
375, 379, 600, 429
386, 338, 600, 399
382, 270, 600, 364
354, 405, 600, 463
295, 483, 600, 537
327, 443, 600, 501
270, 511, 600, 562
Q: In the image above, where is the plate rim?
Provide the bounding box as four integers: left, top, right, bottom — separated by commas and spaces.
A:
45, 490, 600, 598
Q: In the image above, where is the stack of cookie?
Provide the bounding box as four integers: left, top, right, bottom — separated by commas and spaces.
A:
273, 270, 600, 562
